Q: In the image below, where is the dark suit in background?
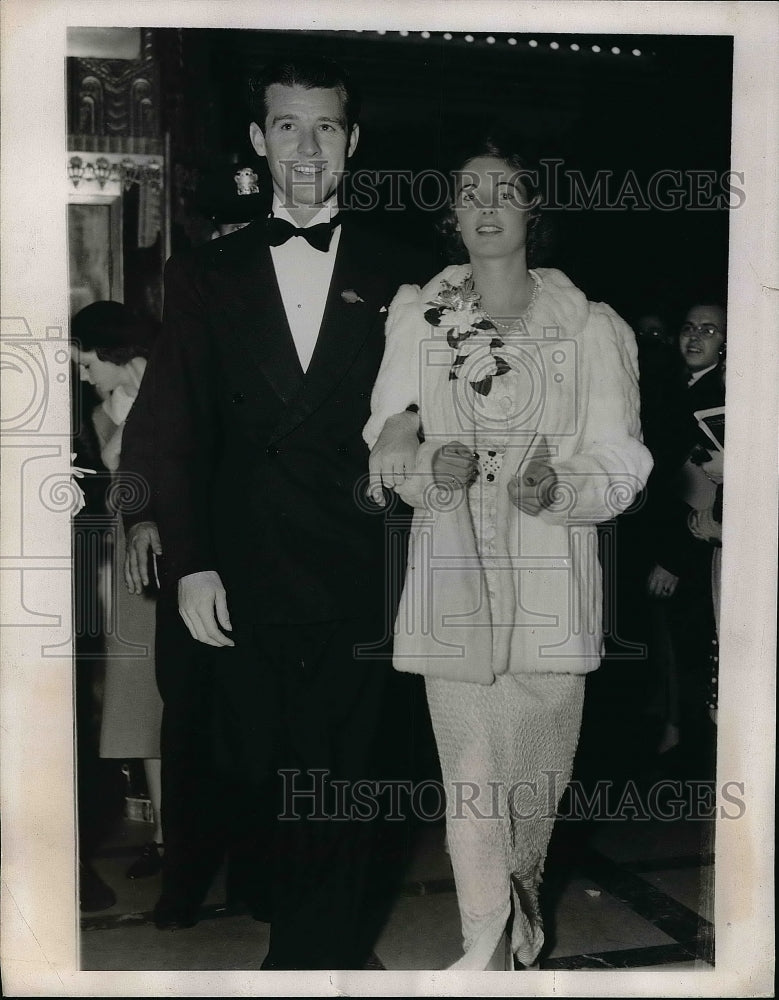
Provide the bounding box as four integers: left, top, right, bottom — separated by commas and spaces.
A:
119, 366, 240, 922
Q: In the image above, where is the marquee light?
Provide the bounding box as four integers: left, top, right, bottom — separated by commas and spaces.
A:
368, 31, 647, 57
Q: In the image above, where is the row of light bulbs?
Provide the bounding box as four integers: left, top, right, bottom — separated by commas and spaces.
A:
370, 30, 642, 56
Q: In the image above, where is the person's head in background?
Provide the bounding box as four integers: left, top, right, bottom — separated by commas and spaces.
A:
635, 313, 672, 348
247, 54, 360, 222
70, 301, 154, 398
678, 302, 727, 375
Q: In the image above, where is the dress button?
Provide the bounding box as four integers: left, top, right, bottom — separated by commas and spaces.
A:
486, 473, 495, 483
488, 450, 496, 458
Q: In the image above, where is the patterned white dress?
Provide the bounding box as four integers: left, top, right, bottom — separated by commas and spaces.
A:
425, 354, 585, 969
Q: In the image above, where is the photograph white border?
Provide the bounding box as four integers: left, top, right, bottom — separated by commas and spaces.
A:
1, 1, 776, 996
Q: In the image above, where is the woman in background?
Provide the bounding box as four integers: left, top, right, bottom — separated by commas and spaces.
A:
71, 301, 164, 880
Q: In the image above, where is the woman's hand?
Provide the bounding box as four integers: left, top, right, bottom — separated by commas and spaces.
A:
432, 441, 478, 489
124, 521, 162, 594
367, 410, 420, 506
507, 460, 558, 515
647, 563, 679, 599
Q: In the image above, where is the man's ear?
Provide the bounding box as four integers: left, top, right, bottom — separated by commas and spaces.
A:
347, 123, 360, 159
249, 121, 266, 158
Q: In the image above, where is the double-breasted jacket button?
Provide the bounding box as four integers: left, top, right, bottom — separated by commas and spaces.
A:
231, 392, 245, 404
266, 445, 279, 459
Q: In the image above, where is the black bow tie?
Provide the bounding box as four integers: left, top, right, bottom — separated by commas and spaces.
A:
265, 215, 341, 252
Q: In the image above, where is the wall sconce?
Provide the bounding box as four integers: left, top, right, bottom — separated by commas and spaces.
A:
94, 157, 111, 188
120, 158, 139, 191
144, 161, 162, 190
68, 155, 163, 191
67, 156, 85, 187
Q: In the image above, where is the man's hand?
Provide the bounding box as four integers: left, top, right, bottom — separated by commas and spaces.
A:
432, 441, 478, 490
178, 570, 235, 647
367, 410, 420, 506
124, 521, 162, 595
647, 563, 679, 599
508, 460, 558, 515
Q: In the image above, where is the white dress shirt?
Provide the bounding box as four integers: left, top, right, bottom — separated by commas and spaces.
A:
269, 194, 341, 373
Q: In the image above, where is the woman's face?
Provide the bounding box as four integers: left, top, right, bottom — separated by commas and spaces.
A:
71, 347, 126, 396
453, 156, 534, 261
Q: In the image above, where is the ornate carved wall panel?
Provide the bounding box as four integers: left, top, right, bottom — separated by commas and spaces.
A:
68, 28, 160, 145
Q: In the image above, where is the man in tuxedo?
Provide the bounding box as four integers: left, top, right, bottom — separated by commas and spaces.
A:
124, 54, 430, 969
646, 301, 726, 600
644, 301, 726, 776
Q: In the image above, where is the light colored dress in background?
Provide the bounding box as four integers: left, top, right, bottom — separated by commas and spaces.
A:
94, 360, 163, 760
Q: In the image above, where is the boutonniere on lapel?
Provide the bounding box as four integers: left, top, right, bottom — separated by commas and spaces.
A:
341, 289, 365, 305
424, 274, 507, 396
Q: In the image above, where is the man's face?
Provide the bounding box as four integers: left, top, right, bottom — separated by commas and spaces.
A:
678, 304, 726, 373
636, 314, 670, 346
249, 83, 358, 209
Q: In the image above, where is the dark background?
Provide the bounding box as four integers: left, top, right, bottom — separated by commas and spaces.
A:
161, 28, 733, 329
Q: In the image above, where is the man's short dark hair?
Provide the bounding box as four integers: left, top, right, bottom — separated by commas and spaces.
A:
681, 299, 728, 339
248, 54, 360, 134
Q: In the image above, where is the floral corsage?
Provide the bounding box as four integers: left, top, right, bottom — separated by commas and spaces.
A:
424, 274, 508, 396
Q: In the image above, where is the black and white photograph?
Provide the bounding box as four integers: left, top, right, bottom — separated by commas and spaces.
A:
0, 2, 776, 996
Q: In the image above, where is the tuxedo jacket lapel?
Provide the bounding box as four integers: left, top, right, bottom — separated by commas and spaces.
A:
214, 228, 305, 406
270, 221, 386, 442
